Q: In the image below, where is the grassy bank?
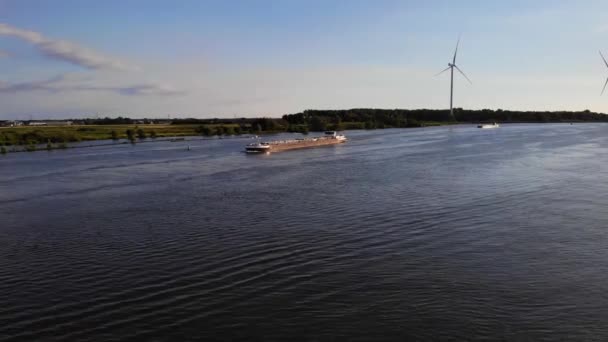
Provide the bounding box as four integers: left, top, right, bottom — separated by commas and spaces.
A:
0, 120, 457, 148
0, 120, 458, 154
0, 124, 245, 147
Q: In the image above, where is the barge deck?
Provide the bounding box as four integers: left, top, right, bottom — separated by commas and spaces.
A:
245, 131, 346, 154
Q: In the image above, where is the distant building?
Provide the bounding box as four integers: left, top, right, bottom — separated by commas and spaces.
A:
5, 121, 24, 127
28, 121, 73, 126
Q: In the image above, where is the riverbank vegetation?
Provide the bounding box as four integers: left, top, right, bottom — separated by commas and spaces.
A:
282, 108, 608, 130
1, 108, 606, 150
0, 124, 239, 147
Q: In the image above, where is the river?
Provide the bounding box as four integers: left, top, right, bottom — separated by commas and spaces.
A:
2, 124, 608, 341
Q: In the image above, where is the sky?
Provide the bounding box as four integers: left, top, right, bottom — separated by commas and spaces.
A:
1, 0, 608, 119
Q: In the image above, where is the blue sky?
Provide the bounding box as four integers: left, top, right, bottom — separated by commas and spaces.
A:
1, 0, 608, 119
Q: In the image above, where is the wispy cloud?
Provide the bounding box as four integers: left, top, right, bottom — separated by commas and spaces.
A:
0, 23, 183, 98
0, 75, 62, 93
0, 74, 184, 96
113, 83, 184, 96
0, 23, 133, 71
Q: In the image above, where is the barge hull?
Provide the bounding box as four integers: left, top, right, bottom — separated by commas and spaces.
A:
268, 138, 345, 153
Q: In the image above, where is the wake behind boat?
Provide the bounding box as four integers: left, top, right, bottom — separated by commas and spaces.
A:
245, 131, 347, 154
478, 123, 500, 129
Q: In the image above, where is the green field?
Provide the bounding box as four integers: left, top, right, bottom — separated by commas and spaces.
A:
0, 124, 244, 147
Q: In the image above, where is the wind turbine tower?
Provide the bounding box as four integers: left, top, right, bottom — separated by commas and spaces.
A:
600, 51, 608, 94
436, 38, 472, 119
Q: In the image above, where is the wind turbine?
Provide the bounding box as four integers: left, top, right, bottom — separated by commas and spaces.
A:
436, 37, 472, 119
600, 51, 608, 95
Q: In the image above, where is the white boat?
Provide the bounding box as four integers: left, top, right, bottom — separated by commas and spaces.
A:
324, 131, 347, 141
477, 122, 500, 129
245, 142, 271, 153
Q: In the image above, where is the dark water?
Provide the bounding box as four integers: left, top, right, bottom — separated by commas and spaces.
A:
2, 124, 608, 341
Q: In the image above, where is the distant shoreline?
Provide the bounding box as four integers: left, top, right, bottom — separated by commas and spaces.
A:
0, 118, 604, 154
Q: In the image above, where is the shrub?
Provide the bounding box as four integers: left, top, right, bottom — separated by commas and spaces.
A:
223, 126, 235, 135
126, 129, 136, 143
197, 125, 213, 136
137, 128, 146, 139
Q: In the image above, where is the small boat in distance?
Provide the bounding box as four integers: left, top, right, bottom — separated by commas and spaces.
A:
245, 131, 346, 154
478, 122, 500, 129
323, 131, 347, 141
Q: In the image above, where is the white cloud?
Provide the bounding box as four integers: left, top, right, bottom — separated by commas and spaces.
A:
0, 23, 133, 71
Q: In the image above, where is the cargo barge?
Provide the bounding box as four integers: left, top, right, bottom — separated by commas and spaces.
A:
245, 131, 347, 154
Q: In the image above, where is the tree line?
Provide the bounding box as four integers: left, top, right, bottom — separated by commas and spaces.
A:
281, 108, 608, 130
175, 108, 608, 133
15, 108, 604, 131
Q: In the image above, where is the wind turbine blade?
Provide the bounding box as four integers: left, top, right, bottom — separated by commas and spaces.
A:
453, 36, 460, 64
454, 65, 472, 84
435, 66, 451, 76
600, 51, 608, 69
602, 77, 608, 95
